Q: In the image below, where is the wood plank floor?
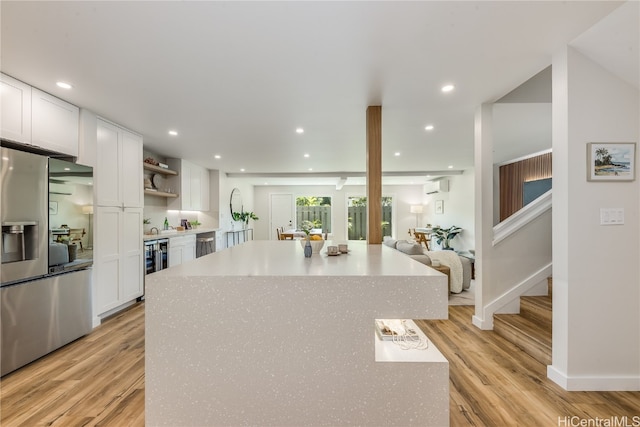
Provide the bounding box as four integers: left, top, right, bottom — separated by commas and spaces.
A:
1, 302, 638, 426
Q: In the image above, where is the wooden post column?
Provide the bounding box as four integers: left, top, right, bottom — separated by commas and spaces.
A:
366, 106, 382, 244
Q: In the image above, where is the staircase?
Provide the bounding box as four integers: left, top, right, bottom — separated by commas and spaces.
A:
493, 279, 552, 365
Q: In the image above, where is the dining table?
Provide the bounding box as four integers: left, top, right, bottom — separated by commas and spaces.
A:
282, 228, 323, 238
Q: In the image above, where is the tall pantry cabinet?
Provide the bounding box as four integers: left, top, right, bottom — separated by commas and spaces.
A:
94, 118, 144, 318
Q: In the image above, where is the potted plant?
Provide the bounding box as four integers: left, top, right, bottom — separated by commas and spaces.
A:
241, 212, 259, 229
232, 211, 259, 229
431, 225, 462, 250
143, 218, 152, 235
190, 220, 201, 229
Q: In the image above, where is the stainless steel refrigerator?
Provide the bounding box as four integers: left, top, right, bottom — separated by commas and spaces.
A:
1, 144, 93, 376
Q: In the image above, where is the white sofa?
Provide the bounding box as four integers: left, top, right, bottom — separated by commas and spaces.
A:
383, 237, 472, 293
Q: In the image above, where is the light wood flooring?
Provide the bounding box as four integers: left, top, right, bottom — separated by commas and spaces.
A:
1, 302, 638, 426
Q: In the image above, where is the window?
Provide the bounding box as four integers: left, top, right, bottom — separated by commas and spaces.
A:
347, 196, 392, 240
296, 196, 331, 233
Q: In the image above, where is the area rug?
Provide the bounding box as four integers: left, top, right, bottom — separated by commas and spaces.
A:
448, 280, 475, 306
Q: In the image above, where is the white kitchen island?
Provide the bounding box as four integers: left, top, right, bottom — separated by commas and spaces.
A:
145, 240, 449, 426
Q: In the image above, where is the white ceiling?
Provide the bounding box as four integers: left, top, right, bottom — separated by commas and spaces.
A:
1, 1, 637, 186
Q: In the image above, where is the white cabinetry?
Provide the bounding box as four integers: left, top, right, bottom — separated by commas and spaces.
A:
0, 74, 31, 144
94, 118, 144, 318
31, 88, 79, 156
96, 119, 143, 208
94, 207, 144, 315
0, 74, 79, 156
167, 159, 209, 211
168, 234, 196, 268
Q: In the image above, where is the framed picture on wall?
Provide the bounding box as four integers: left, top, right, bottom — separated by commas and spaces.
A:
587, 142, 636, 181
435, 200, 444, 215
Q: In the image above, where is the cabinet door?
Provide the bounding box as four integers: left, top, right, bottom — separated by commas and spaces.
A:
200, 167, 210, 211
121, 208, 143, 301
190, 164, 202, 211
31, 88, 79, 156
0, 74, 31, 144
189, 164, 209, 211
94, 207, 121, 315
121, 130, 143, 208
96, 120, 121, 207
184, 242, 196, 263
169, 245, 183, 268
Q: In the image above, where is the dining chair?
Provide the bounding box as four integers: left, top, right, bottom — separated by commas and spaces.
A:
413, 231, 430, 250
281, 233, 295, 240
276, 228, 282, 240
69, 228, 86, 251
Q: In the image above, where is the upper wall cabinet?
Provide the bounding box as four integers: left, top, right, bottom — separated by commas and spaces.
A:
166, 158, 210, 211
0, 74, 79, 157
0, 74, 31, 143
96, 118, 143, 208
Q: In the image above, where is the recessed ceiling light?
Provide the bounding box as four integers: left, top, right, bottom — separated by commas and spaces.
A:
448, 165, 453, 169
394, 152, 400, 157
64, 167, 70, 171
168, 130, 178, 136
441, 84, 455, 93
304, 153, 310, 158
264, 182, 269, 185
213, 154, 221, 159
425, 125, 434, 131
308, 168, 313, 171
296, 128, 304, 134
240, 168, 245, 172
56, 81, 72, 89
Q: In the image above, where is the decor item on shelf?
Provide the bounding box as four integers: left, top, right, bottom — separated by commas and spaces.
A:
191, 220, 201, 229
144, 157, 159, 166
431, 225, 462, 250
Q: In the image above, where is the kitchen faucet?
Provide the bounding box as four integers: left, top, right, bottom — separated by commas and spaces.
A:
150, 227, 159, 235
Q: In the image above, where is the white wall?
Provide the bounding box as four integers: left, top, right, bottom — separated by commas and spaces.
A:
549, 46, 640, 391
422, 171, 475, 252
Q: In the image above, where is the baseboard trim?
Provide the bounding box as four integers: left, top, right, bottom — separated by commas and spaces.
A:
472, 314, 493, 330
478, 263, 552, 329
548, 365, 640, 391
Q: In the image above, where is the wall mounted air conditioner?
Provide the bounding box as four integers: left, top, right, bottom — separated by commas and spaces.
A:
424, 179, 449, 195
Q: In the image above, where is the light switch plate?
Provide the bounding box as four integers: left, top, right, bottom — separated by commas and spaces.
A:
600, 208, 624, 225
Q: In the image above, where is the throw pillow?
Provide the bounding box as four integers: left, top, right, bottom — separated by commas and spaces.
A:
382, 237, 398, 248
396, 241, 424, 255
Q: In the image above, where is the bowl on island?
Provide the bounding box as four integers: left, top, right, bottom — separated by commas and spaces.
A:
299, 238, 325, 254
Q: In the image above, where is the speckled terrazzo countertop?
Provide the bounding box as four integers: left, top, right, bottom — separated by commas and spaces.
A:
152, 239, 447, 278
146, 239, 449, 426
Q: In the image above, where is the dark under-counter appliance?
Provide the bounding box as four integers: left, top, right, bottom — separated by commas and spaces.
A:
0, 144, 93, 376
145, 238, 168, 275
